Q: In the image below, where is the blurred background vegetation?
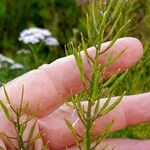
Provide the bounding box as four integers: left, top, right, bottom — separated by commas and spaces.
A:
0, 0, 150, 142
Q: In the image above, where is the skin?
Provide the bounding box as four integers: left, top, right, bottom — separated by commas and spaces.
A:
0, 37, 149, 150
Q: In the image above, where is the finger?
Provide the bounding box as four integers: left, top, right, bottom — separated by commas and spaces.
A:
38, 93, 150, 149
0, 37, 143, 117
0, 111, 43, 149
67, 139, 150, 150
0, 139, 6, 149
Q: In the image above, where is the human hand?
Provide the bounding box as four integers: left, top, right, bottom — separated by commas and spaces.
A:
0, 37, 146, 150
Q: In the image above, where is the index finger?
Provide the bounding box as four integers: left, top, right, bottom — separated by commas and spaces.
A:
0, 37, 143, 117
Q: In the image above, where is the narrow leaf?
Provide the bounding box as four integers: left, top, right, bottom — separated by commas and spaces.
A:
0, 133, 17, 150
65, 119, 82, 150
0, 100, 12, 121
27, 121, 37, 148
101, 92, 125, 116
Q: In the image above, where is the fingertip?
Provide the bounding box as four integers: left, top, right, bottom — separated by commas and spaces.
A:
100, 37, 143, 78
119, 37, 143, 70
121, 37, 143, 63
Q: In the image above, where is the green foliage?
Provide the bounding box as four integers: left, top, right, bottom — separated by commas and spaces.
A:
65, 0, 130, 149
0, 0, 80, 51
0, 86, 48, 150
0, 0, 150, 149
0, 0, 81, 83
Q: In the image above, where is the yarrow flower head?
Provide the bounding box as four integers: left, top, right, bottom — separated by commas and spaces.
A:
10, 63, 24, 70
17, 49, 31, 55
0, 54, 14, 64
44, 37, 59, 46
19, 27, 59, 46
0, 54, 24, 70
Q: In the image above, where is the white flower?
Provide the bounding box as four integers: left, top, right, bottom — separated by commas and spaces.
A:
22, 35, 40, 44
19, 27, 59, 46
34, 33, 45, 40
10, 63, 24, 70
0, 54, 24, 70
20, 28, 51, 38
17, 49, 31, 55
44, 37, 59, 46
0, 54, 14, 64
39, 29, 51, 37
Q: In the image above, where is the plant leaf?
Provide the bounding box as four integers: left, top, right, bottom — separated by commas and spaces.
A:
0, 100, 12, 121
101, 92, 126, 116
0, 133, 17, 150
65, 119, 82, 150
27, 121, 37, 149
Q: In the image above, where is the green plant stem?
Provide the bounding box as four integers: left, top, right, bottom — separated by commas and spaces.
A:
16, 112, 25, 150
29, 44, 42, 68
84, 100, 92, 150
30, 46, 39, 68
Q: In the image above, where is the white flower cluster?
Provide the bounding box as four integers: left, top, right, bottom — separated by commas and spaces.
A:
17, 49, 31, 55
0, 54, 14, 64
0, 54, 23, 70
19, 27, 59, 46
